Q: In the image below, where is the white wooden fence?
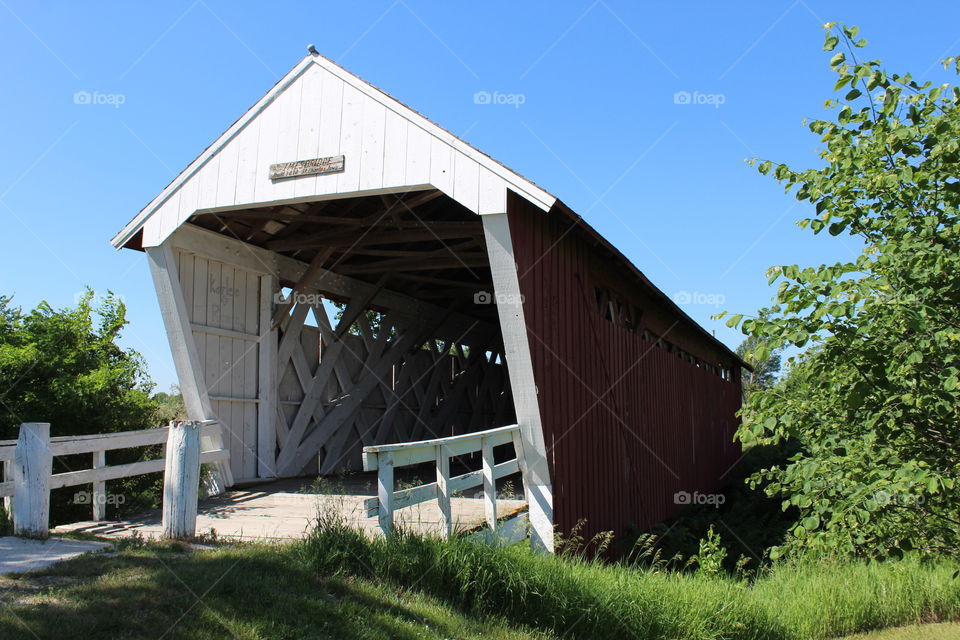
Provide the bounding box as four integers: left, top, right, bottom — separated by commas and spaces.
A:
362, 424, 523, 538
0, 421, 228, 539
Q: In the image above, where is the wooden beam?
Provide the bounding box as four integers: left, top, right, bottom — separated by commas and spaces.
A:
336, 255, 489, 276
171, 224, 489, 344
271, 246, 335, 329
202, 210, 368, 226
257, 273, 279, 478
266, 225, 480, 252
481, 211, 552, 552
393, 273, 492, 290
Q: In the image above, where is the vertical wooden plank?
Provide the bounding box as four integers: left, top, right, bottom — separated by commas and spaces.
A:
436, 444, 451, 539
234, 119, 261, 205
272, 78, 303, 202
153, 191, 181, 247
231, 337, 246, 479
429, 137, 454, 195
176, 170, 200, 231
215, 130, 241, 208
453, 152, 480, 214
295, 64, 324, 199
92, 450, 106, 521
315, 70, 344, 196
382, 110, 407, 187
336, 84, 364, 193
359, 99, 386, 191
377, 451, 394, 536
253, 93, 281, 203
481, 436, 497, 531
257, 274, 277, 478
197, 155, 220, 211
405, 125, 431, 186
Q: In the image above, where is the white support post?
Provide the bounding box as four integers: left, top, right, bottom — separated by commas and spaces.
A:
162, 421, 201, 540
92, 450, 106, 521
436, 444, 451, 539
481, 436, 497, 531
3, 459, 13, 516
377, 451, 394, 536
147, 242, 234, 491
257, 273, 278, 479
13, 422, 52, 539
481, 210, 554, 552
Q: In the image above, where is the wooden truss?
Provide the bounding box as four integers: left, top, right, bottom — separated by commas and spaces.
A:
271, 284, 514, 477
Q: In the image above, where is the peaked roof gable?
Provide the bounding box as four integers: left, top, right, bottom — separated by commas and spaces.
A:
111, 52, 557, 249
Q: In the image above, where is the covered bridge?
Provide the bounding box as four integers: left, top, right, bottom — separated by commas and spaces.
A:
111, 50, 747, 550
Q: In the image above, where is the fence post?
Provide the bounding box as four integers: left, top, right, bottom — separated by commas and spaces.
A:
3, 459, 13, 516
436, 444, 451, 539
92, 450, 106, 521
13, 422, 52, 539
481, 436, 497, 531
162, 420, 201, 540
377, 451, 394, 536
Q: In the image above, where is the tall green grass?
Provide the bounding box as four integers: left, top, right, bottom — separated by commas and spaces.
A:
296, 513, 960, 640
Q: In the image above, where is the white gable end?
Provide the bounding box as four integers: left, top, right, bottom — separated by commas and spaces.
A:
116, 54, 556, 249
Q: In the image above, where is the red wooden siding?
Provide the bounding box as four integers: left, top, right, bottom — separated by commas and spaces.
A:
506, 192, 743, 545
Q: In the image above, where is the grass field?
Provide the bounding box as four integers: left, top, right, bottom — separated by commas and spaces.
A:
0, 524, 958, 640
0, 540, 550, 640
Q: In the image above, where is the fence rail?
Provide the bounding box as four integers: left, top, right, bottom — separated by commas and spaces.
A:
362, 424, 524, 538
1, 421, 226, 539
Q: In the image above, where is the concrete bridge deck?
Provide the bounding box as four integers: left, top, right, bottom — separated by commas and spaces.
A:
51, 476, 527, 542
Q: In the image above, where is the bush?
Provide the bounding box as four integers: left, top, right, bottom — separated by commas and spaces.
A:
0, 291, 165, 524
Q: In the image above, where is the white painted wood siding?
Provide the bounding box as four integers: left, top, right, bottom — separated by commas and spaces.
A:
128, 56, 554, 248
176, 250, 263, 482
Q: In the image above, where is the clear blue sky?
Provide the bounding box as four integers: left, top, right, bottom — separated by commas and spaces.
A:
1, 1, 957, 392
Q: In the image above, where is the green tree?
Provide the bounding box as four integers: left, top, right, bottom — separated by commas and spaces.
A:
0, 290, 164, 522
154, 386, 186, 424
735, 334, 782, 397
722, 25, 960, 559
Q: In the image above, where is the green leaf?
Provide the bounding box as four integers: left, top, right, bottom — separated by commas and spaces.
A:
726, 314, 743, 328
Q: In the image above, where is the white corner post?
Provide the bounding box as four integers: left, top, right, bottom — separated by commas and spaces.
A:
257, 273, 279, 479
481, 211, 554, 552
13, 422, 52, 539
146, 241, 234, 491
162, 420, 201, 539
